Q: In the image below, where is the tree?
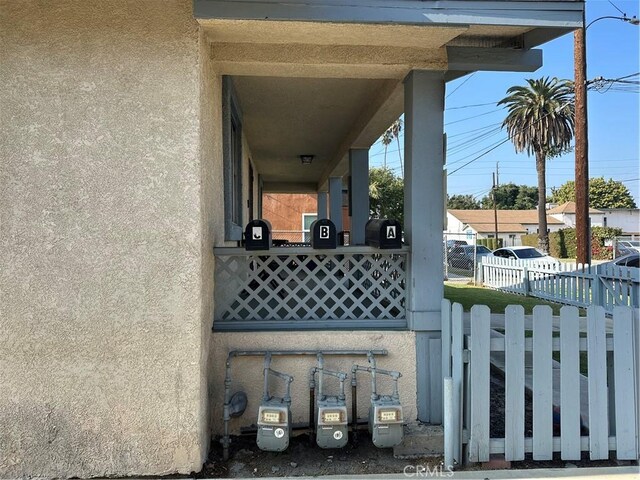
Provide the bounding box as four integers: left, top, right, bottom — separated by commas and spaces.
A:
369, 167, 404, 227
479, 183, 538, 210
498, 77, 575, 252
551, 177, 637, 209
447, 194, 480, 209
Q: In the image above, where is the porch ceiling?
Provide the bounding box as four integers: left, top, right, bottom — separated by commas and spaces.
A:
233, 76, 395, 190
202, 16, 571, 191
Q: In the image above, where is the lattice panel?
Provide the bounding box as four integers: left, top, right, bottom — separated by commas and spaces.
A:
214, 252, 407, 322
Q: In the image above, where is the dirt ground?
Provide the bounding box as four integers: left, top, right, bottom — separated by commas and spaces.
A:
200, 433, 442, 478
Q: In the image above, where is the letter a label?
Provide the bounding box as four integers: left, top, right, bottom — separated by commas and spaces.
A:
252, 227, 263, 240
386, 226, 396, 239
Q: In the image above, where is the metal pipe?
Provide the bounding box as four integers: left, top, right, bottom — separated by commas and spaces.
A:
222, 357, 233, 461
317, 353, 324, 401
351, 364, 358, 445
262, 353, 272, 402
309, 369, 316, 445
229, 349, 387, 357
367, 351, 378, 401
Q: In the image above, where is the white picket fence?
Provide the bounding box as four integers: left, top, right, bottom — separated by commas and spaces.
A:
442, 300, 639, 467
481, 256, 639, 313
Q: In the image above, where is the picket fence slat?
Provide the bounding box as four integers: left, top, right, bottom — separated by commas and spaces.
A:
613, 306, 638, 460
469, 305, 491, 463
505, 305, 525, 461
451, 302, 464, 466
442, 299, 452, 379
587, 305, 609, 460
560, 306, 582, 460
532, 305, 553, 460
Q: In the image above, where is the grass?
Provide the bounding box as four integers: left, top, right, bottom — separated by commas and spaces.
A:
444, 282, 563, 314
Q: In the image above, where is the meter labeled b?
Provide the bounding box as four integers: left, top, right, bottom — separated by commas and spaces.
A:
313, 354, 349, 449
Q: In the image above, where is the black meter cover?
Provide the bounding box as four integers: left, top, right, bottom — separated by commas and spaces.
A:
244, 219, 272, 251
365, 219, 402, 249
310, 218, 337, 249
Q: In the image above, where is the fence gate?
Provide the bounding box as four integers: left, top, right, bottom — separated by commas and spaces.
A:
443, 300, 639, 468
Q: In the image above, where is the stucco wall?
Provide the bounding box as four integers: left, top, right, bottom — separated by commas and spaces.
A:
0, 1, 212, 477
209, 331, 417, 435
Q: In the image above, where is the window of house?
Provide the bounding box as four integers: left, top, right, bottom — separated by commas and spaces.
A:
302, 213, 317, 243
223, 76, 243, 241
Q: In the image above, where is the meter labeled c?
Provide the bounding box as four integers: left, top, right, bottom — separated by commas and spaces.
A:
256, 354, 294, 452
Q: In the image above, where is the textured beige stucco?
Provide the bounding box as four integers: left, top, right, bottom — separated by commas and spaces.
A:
0, 1, 213, 477
209, 332, 417, 435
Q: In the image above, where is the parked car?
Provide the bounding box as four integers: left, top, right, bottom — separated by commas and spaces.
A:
492, 246, 559, 266
447, 245, 493, 270
611, 252, 639, 268
615, 240, 640, 257
444, 239, 468, 253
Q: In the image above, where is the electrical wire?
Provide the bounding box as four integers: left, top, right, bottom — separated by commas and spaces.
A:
446, 72, 476, 99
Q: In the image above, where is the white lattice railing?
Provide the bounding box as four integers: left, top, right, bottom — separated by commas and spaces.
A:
213, 246, 409, 330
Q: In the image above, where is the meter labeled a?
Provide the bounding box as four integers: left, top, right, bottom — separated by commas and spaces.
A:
353, 353, 404, 448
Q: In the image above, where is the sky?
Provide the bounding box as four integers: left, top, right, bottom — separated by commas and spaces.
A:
369, 0, 640, 206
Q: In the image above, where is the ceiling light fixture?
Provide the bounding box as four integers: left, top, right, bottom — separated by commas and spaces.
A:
300, 155, 314, 165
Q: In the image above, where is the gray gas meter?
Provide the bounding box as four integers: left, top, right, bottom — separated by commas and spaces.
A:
313, 354, 349, 449
354, 353, 404, 448
256, 354, 294, 452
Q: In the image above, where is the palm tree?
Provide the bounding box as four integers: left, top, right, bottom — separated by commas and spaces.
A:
498, 77, 575, 253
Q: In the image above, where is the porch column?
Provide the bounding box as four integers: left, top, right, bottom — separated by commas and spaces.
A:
404, 70, 445, 424
317, 191, 328, 219
329, 176, 343, 232
349, 148, 369, 245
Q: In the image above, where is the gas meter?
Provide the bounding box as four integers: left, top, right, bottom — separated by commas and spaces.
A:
354, 353, 404, 448
313, 354, 349, 449
256, 354, 294, 452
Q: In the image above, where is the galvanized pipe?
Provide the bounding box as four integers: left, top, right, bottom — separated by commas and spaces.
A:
367, 351, 378, 401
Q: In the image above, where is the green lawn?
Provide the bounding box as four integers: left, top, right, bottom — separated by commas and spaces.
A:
444, 282, 563, 314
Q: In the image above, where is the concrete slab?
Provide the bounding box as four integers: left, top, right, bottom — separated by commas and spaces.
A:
392, 423, 444, 458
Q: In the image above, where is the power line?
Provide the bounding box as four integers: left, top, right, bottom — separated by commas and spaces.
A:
446, 72, 476, 99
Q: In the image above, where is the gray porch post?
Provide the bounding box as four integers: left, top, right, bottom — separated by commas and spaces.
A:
404, 70, 445, 424
317, 191, 328, 219
349, 149, 369, 245
329, 177, 343, 232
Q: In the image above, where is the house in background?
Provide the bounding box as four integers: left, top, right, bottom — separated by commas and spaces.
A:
262, 192, 352, 242
547, 201, 605, 228
447, 209, 565, 246
2, 0, 584, 477
598, 208, 639, 236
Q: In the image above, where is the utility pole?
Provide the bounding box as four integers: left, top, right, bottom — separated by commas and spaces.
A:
574, 10, 639, 265
574, 7, 590, 265
492, 162, 499, 247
